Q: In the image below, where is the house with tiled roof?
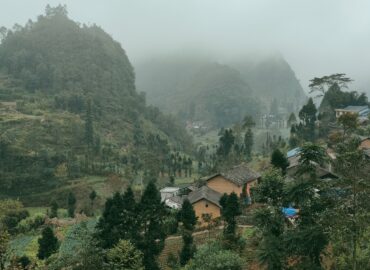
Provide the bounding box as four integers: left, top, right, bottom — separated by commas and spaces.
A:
205, 163, 261, 198
358, 136, 370, 150
161, 163, 260, 223
187, 185, 223, 221
190, 163, 260, 223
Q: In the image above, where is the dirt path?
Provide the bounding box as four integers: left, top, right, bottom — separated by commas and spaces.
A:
166, 224, 253, 240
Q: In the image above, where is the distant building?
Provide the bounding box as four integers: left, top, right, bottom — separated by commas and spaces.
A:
164, 163, 261, 224
160, 187, 180, 202
287, 147, 301, 159
335, 105, 370, 119
286, 148, 338, 181
359, 136, 370, 150
165, 196, 184, 210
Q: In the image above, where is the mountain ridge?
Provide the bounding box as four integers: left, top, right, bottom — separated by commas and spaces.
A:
135, 53, 306, 127
0, 6, 192, 195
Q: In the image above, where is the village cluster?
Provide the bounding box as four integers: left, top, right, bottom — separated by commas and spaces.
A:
162, 104, 370, 225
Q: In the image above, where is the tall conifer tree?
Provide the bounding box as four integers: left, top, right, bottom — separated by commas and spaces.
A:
85, 98, 94, 148
67, 192, 76, 218
37, 227, 59, 259
96, 192, 124, 248
178, 199, 197, 265
138, 181, 167, 270
220, 192, 241, 248
270, 149, 289, 175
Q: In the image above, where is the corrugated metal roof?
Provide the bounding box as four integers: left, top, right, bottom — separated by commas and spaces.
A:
342, 105, 368, 112
287, 147, 301, 158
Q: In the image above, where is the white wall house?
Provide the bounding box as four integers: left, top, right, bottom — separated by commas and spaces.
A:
160, 187, 180, 202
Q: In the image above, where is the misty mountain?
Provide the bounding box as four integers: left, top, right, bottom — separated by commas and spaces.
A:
137, 58, 260, 128
230, 55, 307, 111
135, 54, 306, 128
0, 6, 191, 194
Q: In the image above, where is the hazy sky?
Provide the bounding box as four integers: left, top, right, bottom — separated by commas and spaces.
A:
1, 0, 369, 93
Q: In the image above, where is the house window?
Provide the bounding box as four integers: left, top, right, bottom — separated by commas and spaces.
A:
205, 203, 209, 208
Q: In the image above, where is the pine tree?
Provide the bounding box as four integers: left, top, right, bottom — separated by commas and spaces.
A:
138, 181, 168, 270
253, 169, 287, 270
285, 143, 329, 269
270, 149, 290, 175
296, 143, 326, 179
188, 158, 193, 177
50, 200, 58, 218
16, 256, 30, 269
169, 175, 175, 186
331, 138, 370, 269
254, 208, 285, 270
121, 187, 139, 243
89, 190, 97, 207
107, 240, 144, 270
178, 199, 197, 265
78, 229, 104, 270
217, 129, 235, 157
85, 98, 94, 148
67, 192, 76, 218
287, 112, 297, 127
37, 227, 59, 259
95, 192, 124, 248
298, 98, 317, 142
244, 128, 253, 160
220, 192, 241, 248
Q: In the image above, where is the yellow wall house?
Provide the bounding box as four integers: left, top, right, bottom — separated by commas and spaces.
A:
187, 185, 222, 224
186, 163, 261, 223
205, 163, 261, 198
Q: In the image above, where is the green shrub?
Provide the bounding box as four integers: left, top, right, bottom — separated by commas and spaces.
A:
17, 214, 45, 233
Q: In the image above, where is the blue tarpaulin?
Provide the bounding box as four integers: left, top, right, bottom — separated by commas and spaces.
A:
282, 207, 298, 217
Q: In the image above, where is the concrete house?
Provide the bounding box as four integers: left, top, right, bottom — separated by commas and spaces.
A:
160, 187, 180, 202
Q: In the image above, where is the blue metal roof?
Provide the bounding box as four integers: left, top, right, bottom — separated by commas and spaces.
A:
287, 147, 301, 158
342, 105, 368, 112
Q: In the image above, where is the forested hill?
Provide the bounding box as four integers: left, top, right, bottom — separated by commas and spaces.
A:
230, 55, 307, 111
0, 5, 139, 116
0, 6, 192, 195
136, 58, 261, 128
135, 54, 306, 127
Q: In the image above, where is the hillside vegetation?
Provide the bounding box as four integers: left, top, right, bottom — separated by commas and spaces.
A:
135, 54, 306, 128
231, 55, 306, 111
0, 6, 192, 196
